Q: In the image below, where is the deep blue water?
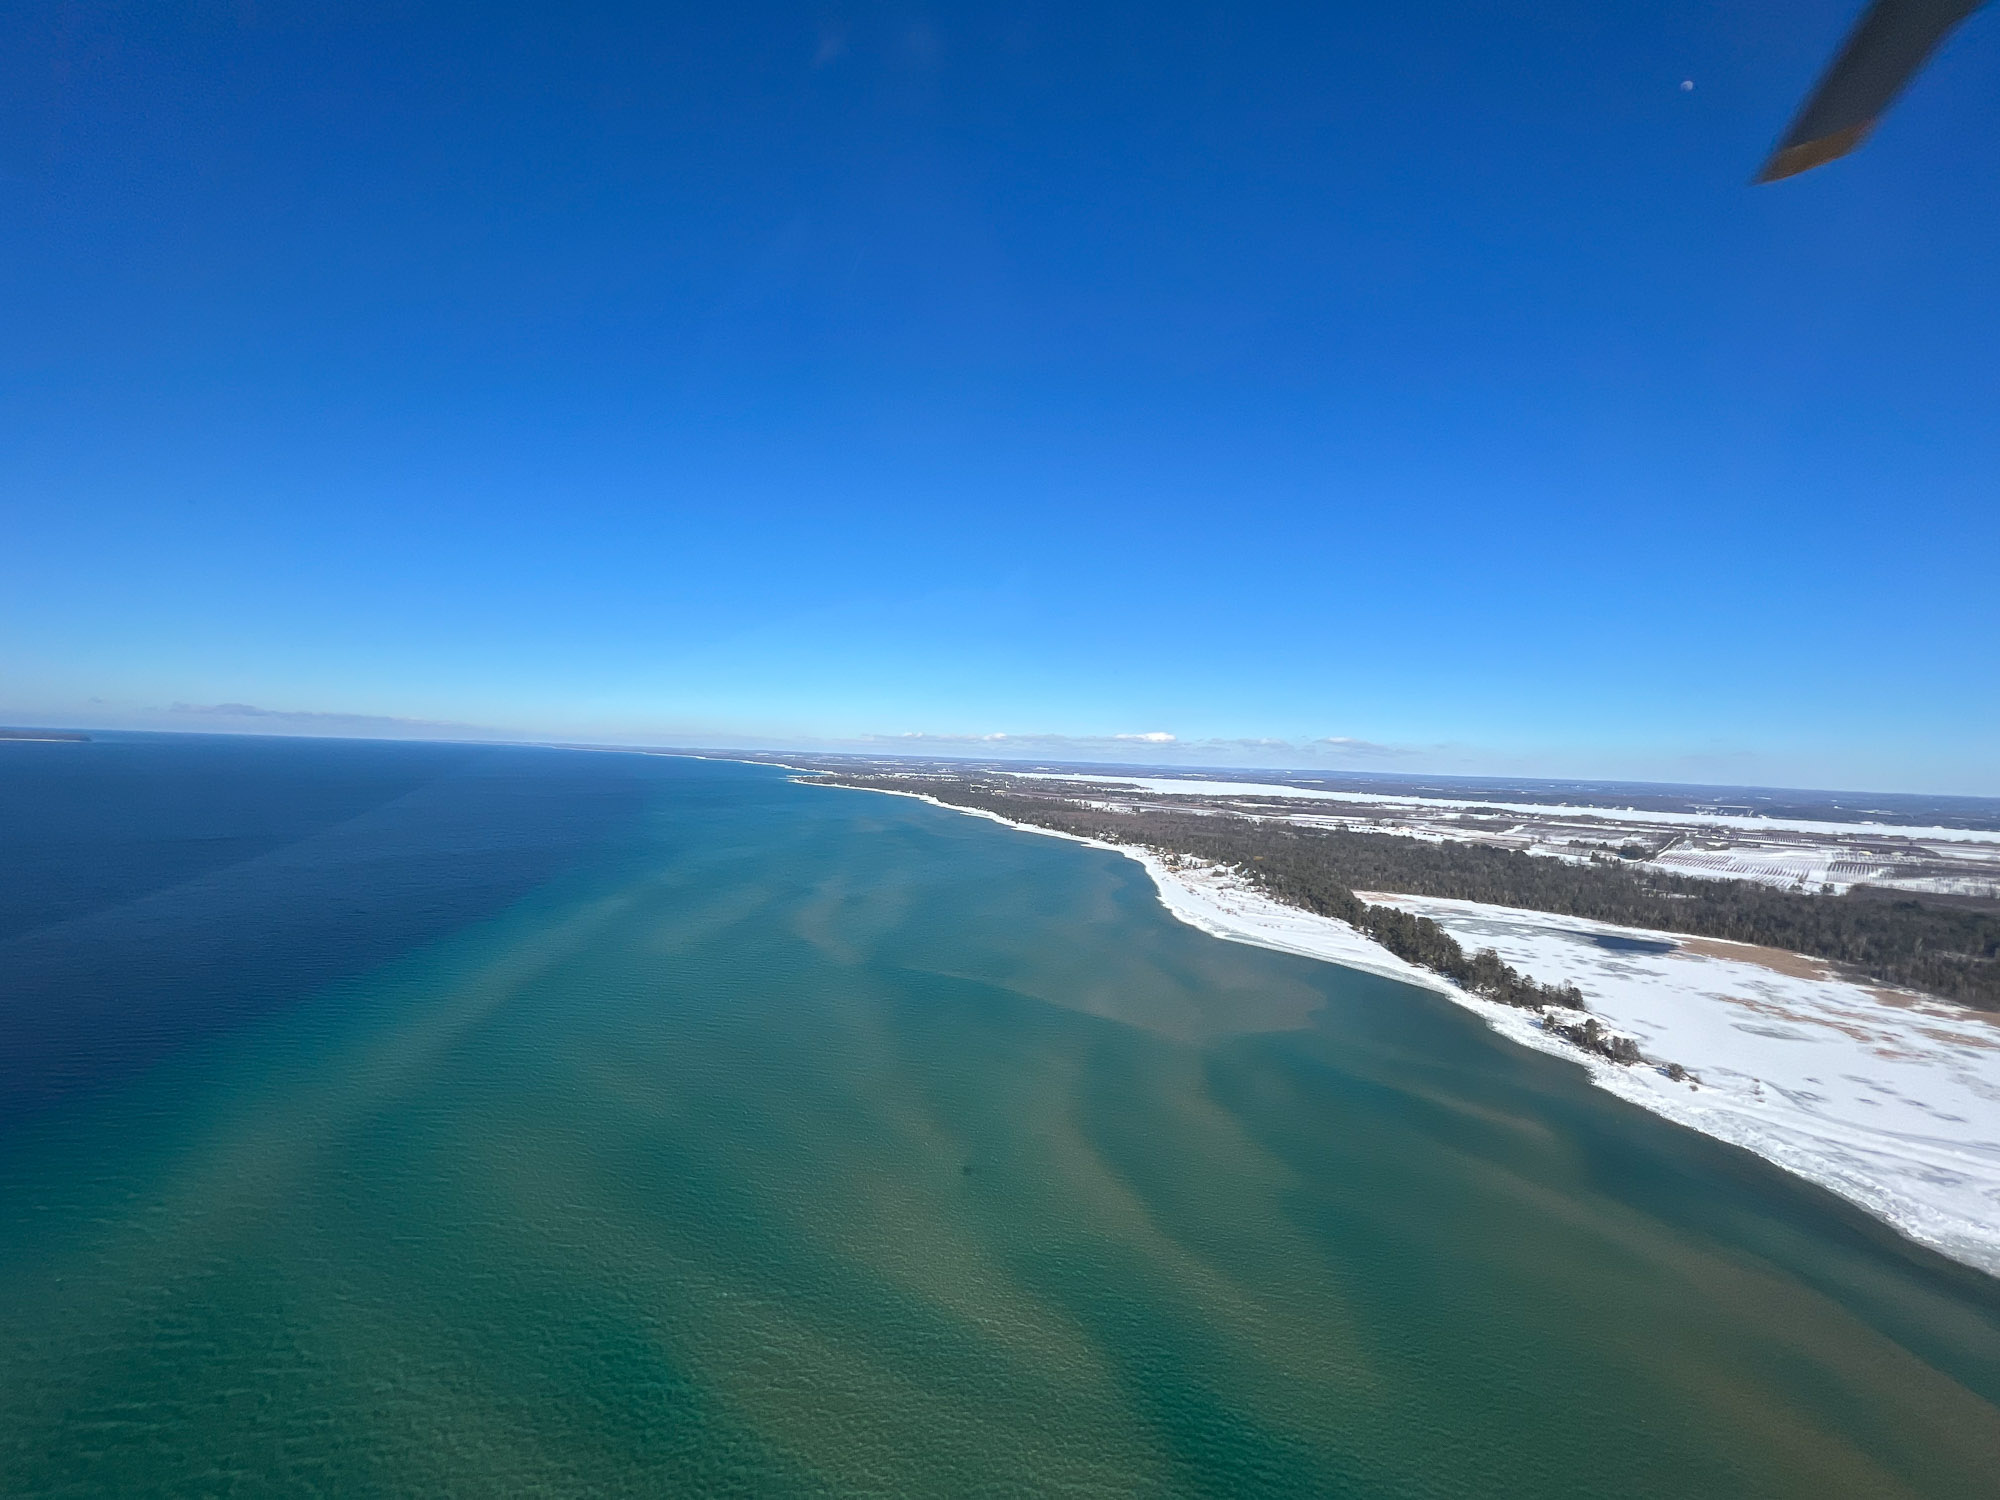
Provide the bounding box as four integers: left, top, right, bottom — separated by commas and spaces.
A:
0, 734, 650, 1118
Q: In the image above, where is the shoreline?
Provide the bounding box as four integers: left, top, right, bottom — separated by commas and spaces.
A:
813, 778, 2000, 1278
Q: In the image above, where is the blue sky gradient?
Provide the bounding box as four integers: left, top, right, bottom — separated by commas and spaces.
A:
4, 2, 1997, 790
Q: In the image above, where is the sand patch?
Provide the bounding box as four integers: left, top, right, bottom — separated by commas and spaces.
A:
1664, 935, 1838, 982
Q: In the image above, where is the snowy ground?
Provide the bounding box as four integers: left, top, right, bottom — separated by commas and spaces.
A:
1133, 852, 1458, 991
1649, 841, 2000, 898
1005, 772, 2000, 845
1001, 771, 2000, 898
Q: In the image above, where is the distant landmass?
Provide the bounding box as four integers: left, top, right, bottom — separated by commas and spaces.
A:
0, 727, 88, 742
724, 751, 2000, 833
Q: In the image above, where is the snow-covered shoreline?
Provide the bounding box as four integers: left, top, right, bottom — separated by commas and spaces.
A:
821, 780, 2000, 1277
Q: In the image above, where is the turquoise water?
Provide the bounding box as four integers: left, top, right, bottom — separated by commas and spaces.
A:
3, 751, 1998, 1495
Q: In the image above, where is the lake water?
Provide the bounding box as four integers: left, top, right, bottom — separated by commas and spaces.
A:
2, 738, 1997, 1496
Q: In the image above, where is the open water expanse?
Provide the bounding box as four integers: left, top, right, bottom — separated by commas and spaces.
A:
3, 737, 1999, 1496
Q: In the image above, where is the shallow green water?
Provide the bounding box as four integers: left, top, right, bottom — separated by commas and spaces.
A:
3, 759, 1998, 1496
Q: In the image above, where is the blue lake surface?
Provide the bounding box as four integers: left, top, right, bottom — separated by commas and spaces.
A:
2, 737, 1997, 1495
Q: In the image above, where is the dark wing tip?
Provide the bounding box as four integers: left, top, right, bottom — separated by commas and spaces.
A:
1753, 121, 1876, 182
1752, 0, 1985, 184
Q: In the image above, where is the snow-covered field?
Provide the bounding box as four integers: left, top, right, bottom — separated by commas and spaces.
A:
1651, 845, 1859, 889
1651, 842, 2000, 898
1006, 773, 2000, 845
1001, 771, 2000, 899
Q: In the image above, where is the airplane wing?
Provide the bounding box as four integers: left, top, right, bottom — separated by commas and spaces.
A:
1756, 0, 1986, 182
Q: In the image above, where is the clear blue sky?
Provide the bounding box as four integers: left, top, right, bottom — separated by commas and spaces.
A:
4, 2, 1996, 792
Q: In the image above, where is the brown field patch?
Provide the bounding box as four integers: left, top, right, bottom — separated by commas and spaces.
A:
1671, 935, 1840, 982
